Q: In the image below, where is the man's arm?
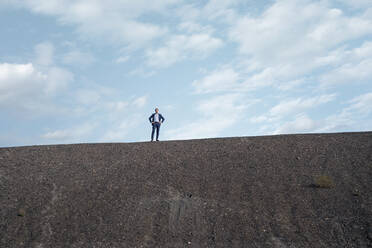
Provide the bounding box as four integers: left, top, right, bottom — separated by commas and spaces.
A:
149, 114, 154, 123
160, 114, 165, 123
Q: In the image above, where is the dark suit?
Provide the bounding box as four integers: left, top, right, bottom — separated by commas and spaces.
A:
149, 113, 165, 141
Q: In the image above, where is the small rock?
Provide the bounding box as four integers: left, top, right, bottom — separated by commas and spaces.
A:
18, 208, 26, 217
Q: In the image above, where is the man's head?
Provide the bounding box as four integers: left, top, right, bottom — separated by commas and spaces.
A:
155, 108, 159, 113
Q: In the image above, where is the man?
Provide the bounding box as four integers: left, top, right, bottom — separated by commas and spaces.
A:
149, 108, 165, 142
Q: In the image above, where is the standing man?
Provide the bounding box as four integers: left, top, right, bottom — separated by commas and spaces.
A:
149, 108, 165, 142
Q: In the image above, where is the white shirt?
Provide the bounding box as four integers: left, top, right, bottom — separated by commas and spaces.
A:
154, 113, 159, 122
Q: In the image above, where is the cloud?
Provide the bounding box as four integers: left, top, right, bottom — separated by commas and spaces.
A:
269, 94, 336, 117
347, 92, 372, 116
34, 42, 54, 66
8, 0, 180, 49
0, 63, 72, 110
336, 0, 372, 9
191, 63, 310, 94
230, 0, 372, 61
178, 21, 215, 34
310, 40, 372, 69
203, 0, 240, 22
42, 122, 96, 142
62, 50, 96, 67
40, 91, 149, 143
314, 41, 372, 86
132, 96, 147, 108
165, 93, 247, 140
184, 0, 372, 97
75, 89, 102, 106
273, 114, 319, 134
192, 67, 240, 94
249, 94, 336, 128
174, 0, 240, 23
146, 33, 223, 68
270, 92, 372, 134
73, 85, 129, 113
0, 40, 75, 118
227, 0, 372, 91
115, 56, 130, 64
320, 59, 372, 85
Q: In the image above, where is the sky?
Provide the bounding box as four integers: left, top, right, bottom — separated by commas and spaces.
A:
0, 0, 372, 147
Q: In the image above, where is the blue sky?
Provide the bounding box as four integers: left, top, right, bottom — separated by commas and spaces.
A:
1, 0, 371, 147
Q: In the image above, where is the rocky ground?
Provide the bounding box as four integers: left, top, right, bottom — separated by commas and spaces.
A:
1, 132, 372, 247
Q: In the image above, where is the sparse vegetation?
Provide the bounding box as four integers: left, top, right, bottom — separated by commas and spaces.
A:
314, 175, 334, 188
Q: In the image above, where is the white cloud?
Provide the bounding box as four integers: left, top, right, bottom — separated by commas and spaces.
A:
314, 41, 372, 68
62, 50, 96, 67
203, 0, 240, 22
129, 67, 156, 78
347, 92, 372, 116
336, 0, 372, 9
132, 96, 147, 108
174, 3, 202, 21
273, 114, 319, 134
42, 122, 96, 141
271, 92, 372, 134
0, 41, 74, 116
196, 93, 246, 115
34, 42, 54, 66
313, 92, 372, 133
115, 56, 130, 64
45, 67, 73, 94
250, 115, 270, 124
146, 33, 223, 68
248, 94, 336, 131
269, 94, 336, 117
192, 63, 310, 94
165, 93, 247, 140
192, 67, 240, 94
106, 101, 128, 112
163, 104, 175, 111
320, 59, 372, 86
100, 112, 143, 142
189, 0, 370, 96
0, 63, 43, 90
8, 0, 180, 49
174, 0, 240, 23
227, 0, 372, 91
230, 0, 372, 62
73, 87, 147, 118
309, 41, 372, 87
75, 89, 102, 105
0, 63, 72, 105
41, 91, 149, 143
178, 21, 214, 34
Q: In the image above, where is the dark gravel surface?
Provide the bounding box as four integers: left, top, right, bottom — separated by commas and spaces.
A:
1, 132, 372, 248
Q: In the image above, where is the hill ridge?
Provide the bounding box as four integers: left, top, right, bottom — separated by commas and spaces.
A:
1, 132, 371, 247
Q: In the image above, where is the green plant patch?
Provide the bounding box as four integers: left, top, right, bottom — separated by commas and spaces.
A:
314, 175, 334, 188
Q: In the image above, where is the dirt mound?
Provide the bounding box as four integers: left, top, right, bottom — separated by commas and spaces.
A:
1, 132, 372, 247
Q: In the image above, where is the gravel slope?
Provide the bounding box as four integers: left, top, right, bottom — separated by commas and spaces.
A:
1, 132, 372, 247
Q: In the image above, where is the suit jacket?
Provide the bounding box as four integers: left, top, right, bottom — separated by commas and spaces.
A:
149, 113, 165, 123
